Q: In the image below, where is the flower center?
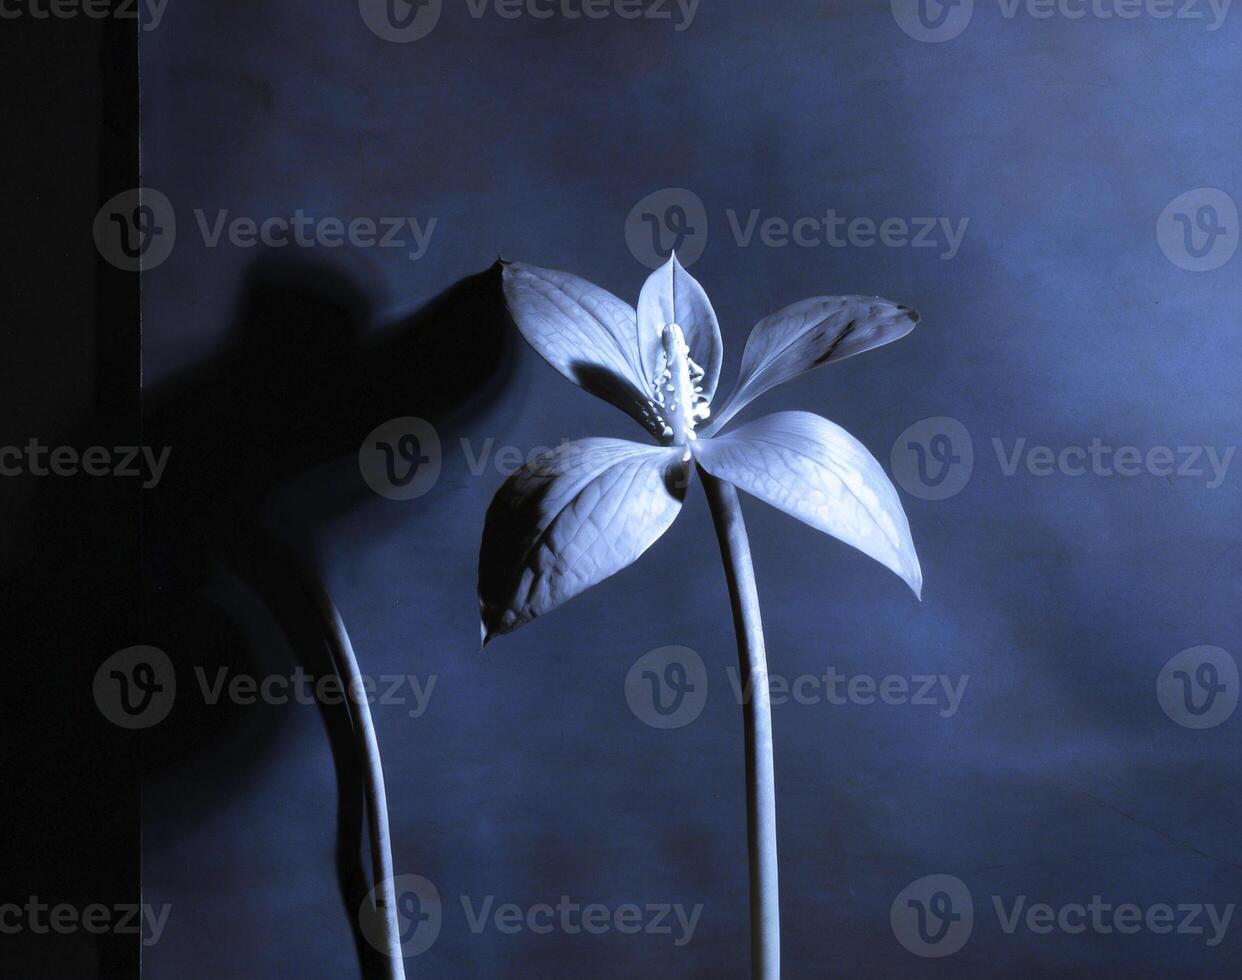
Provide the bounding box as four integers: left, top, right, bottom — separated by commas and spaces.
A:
653, 323, 710, 451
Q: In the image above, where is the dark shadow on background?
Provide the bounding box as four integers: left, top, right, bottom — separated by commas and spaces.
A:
140, 254, 515, 977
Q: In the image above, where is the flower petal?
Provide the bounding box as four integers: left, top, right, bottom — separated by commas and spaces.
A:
636, 253, 723, 406
503, 262, 665, 438
705, 296, 918, 434
478, 438, 691, 644
695, 411, 922, 596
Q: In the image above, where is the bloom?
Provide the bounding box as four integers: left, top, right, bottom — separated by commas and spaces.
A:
479, 254, 922, 644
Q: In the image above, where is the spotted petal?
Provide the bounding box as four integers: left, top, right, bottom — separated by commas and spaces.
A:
636, 253, 724, 406
695, 411, 922, 596
479, 438, 691, 645
705, 297, 918, 434
502, 262, 664, 438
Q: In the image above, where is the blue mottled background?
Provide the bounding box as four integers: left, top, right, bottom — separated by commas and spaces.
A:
141, 0, 1242, 975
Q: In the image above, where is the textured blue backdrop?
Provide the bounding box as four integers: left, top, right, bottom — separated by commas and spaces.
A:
141, 1, 1242, 976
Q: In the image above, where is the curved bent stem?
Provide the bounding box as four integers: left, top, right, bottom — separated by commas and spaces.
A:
700, 468, 780, 980
199, 506, 405, 978
313, 586, 407, 980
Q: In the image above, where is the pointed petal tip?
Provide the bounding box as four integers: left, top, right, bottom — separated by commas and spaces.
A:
479, 602, 508, 650
906, 563, 924, 601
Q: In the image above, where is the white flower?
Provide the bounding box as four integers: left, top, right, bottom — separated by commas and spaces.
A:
479, 253, 922, 644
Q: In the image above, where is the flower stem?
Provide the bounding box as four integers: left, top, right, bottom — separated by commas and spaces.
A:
315, 588, 407, 980
700, 468, 780, 980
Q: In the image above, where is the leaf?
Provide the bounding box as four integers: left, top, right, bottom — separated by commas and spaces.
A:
695, 411, 922, 596
502, 262, 664, 438
705, 296, 918, 434
636, 253, 724, 406
478, 438, 691, 645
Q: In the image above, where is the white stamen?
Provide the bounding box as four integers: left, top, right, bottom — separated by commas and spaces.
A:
653, 322, 710, 446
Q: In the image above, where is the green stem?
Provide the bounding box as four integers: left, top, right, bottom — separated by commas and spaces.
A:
700, 468, 780, 980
